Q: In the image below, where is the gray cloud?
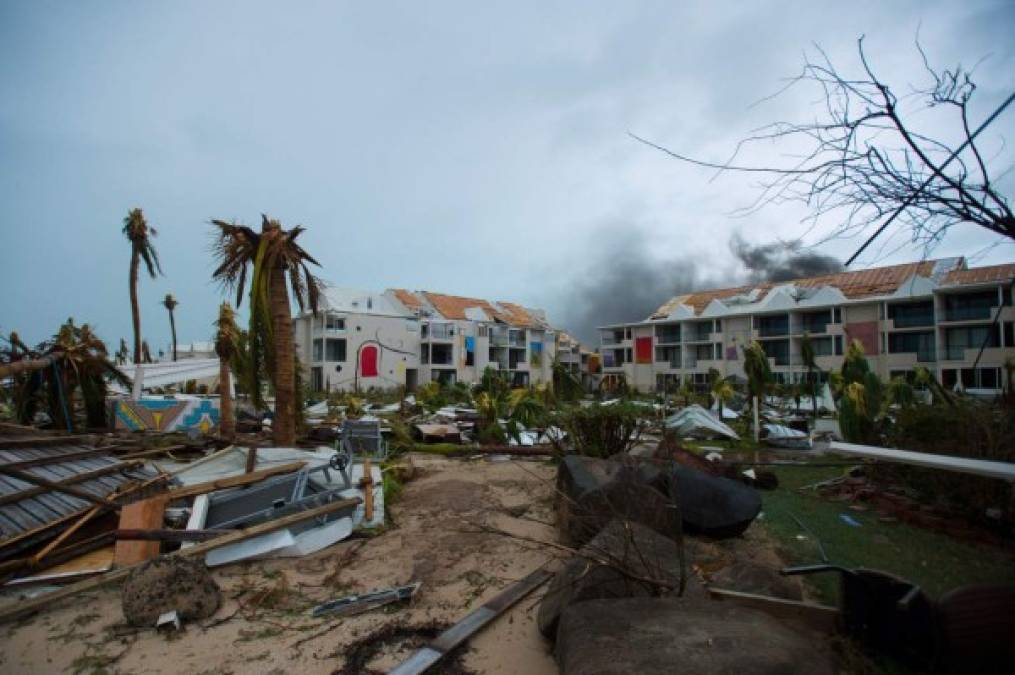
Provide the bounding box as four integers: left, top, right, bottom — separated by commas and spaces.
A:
0, 1, 1011, 350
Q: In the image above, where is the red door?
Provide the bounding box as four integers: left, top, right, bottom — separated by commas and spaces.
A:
361, 345, 378, 377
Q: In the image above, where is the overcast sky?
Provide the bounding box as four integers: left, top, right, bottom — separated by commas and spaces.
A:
1, 1, 1013, 349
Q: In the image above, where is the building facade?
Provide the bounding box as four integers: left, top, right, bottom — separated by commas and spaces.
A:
599, 258, 1015, 395
294, 286, 579, 393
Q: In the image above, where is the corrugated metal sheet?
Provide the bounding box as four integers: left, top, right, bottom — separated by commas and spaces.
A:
944, 263, 1015, 286
0, 441, 158, 541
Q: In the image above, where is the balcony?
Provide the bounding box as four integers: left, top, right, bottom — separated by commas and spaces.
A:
601, 332, 626, 346
798, 320, 828, 335
943, 306, 994, 322
942, 345, 968, 361
683, 355, 697, 369
655, 328, 681, 344
917, 351, 937, 363
424, 323, 456, 340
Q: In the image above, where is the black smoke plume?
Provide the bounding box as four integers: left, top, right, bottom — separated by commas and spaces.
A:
558, 229, 841, 345
730, 233, 842, 282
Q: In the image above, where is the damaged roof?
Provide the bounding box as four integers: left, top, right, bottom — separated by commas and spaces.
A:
649, 258, 982, 319
943, 262, 1015, 286
0, 437, 159, 543
389, 289, 551, 328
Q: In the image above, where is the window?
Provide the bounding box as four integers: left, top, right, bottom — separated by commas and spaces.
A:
624, 328, 632, 340
465, 350, 475, 367
625, 348, 632, 363
834, 335, 843, 356
312, 339, 323, 362
325, 339, 346, 362
311, 367, 323, 392
888, 301, 934, 328
1005, 322, 1014, 347
478, 325, 489, 337
325, 315, 345, 331
714, 343, 723, 360
832, 307, 842, 324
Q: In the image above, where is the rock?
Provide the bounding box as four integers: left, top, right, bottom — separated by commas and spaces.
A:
710, 561, 803, 601
556, 597, 836, 675
538, 520, 684, 639
657, 465, 762, 539
556, 456, 679, 547
121, 557, 221, 627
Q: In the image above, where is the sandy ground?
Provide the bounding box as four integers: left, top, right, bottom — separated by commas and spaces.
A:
1, 454, 564, 675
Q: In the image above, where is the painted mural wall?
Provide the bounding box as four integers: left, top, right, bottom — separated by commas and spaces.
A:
110, 397, 221, 433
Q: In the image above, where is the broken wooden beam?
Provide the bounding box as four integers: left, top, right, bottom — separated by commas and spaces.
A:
0, 495, 362, 623
164, 461, 307, 500
707, 587, 840, 634
114, 528, 231, 542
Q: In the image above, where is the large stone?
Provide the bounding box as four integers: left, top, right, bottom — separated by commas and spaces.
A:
556, 597, 836, 675
557, 456, 679, 547
121, 556, 221, 627
657, 465, 762, 538
538, 519, 684, 639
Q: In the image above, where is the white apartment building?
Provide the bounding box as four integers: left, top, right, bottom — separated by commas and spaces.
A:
599, 258, 1015, 395
294, 285, 574, 392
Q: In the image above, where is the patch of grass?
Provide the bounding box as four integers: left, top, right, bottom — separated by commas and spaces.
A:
411, 442, 468, 456
759, 459, 1015, 604
382, 472, 403, 505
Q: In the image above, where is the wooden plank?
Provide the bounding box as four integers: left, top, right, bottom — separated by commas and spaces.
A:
245, 447, 258, 474
115, 528, 230, 542
113, 496, 168, 566
0, 495, 361, 623
707, 587, 840, 633
362, 459, 374, 523
0, 448, 110, 470
119, 445, 188, 460
0, 462, 143, 508
31, 506, 102, 565
0, 435, 95, 450
165, 461, 307, 500
830, 441, 1015, 481
389, 566, 552, 675
0, 466, 118, 507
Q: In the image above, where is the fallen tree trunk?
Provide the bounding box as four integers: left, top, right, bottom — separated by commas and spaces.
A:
0, 352, 64, 379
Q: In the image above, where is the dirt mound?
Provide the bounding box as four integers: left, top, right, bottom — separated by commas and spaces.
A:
121, 556, 221, 627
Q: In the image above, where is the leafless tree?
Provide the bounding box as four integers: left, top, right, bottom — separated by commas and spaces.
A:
633, 37, 1015, 263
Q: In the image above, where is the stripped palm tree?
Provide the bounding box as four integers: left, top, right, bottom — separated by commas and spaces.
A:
162, 294, 179, 361
709, 368, 735, 415
211, 215, 321, 445
799, 332, 820, 420
122, 208, 162, 364
214, 302, 240, 440
743, 341, 772, 436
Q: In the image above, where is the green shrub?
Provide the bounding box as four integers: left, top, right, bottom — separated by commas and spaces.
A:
558, 403, 642, 458
881, 400, 1015, 526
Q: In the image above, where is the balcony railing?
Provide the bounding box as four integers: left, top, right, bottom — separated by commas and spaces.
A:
601, 334, 625, 345
891, 313, 935, 328
944, 306, 994, 322
683, 355, 698, 368
942, 345, 967, 361
686, 331, 712, 342
917, 351, 937, 363
656, 330, 681, 344
425, 323, 456, 340
798, 320, 828, 335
